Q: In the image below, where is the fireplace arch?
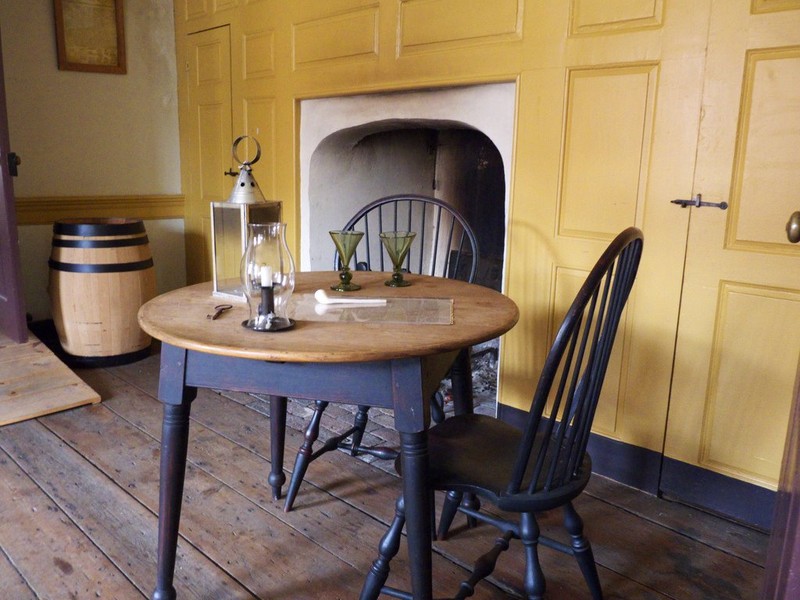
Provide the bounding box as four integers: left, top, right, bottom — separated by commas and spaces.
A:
300, 82, 516, 293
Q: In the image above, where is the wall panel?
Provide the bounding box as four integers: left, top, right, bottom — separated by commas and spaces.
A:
558, 64, 656, 240
242, 30, 275, 79
293, 6, 379, 68
700, 282, 800, 485
727, 47, 800, 253
398, 0, 522, 54
570, 0, 663, 35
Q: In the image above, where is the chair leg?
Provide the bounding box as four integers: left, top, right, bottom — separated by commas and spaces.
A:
563, 502, 602, 599
431, 391, 446, 424
347, 405, 370, 455
520, 512, 545, 600
284, 400, 328, 512
462, 492, 481, 529
360, 495, 406, 600
437, 490, 462, 540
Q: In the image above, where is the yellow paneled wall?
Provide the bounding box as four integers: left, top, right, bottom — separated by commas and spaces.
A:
172, 0, 687, 456
173, 0, 800, 495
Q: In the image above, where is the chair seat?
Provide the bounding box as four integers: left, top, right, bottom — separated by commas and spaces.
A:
411, 414, 592, 513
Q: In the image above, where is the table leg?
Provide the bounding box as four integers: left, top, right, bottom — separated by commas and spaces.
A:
268, 395, 287, 500
391, 357, 433, 600
152, 402, 193, 600
399, 430, 433, 600
152, 344, 197, 600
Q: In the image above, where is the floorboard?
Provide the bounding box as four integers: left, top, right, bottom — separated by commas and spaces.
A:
0, 332, 99, 426
0, 353, 769, 599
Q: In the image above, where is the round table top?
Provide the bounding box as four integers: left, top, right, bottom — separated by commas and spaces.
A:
138, 271, 519, 363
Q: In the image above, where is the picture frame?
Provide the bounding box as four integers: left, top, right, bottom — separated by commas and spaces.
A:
53, 0, 126, 74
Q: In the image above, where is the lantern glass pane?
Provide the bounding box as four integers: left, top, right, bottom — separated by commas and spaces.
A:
211, 201, 282, 300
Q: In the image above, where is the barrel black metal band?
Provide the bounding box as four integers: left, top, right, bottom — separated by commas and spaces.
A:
53, 221, 146, 237
52, 235, 150, 249
48, 258, 154, 273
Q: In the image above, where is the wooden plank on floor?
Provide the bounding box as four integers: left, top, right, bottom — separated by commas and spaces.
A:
37, 389, 371, 599
0, 416, 256, 600
0, 332, 99, 426
585, 475, 768, 565
0, 440, 143, 598
0, 539, 37, 600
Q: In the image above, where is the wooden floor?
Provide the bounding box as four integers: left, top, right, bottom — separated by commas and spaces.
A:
0, 352, 769, 599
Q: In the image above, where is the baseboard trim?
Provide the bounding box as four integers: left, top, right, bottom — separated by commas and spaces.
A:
497, 402, 775, 529
16, 194, 184, 225
660, 457, 775, 531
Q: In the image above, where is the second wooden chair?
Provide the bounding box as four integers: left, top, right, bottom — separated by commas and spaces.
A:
283, 194, 480, 512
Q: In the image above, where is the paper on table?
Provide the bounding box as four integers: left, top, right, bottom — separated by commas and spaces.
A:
288, 293, 453, 325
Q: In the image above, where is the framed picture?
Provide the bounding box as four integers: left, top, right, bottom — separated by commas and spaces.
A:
53, 0, 126, 74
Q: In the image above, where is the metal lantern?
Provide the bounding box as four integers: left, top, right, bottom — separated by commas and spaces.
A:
211, 135, 281, 299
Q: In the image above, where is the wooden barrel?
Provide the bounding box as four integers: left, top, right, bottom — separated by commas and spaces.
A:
49, 218, 156, 364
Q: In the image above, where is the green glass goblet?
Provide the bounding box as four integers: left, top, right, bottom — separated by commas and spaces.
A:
379, 231, 416, 287
330, 230, 365, 291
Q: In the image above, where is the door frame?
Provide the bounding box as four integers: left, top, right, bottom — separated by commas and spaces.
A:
0, 28, 27, 343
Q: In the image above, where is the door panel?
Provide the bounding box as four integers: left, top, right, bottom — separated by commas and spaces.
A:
184, 26, 233, 284
504, 1, 707, 457
664, 3, 800, 493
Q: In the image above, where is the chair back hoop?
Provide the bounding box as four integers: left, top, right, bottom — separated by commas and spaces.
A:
508, 227, 644, 498
334, 194, 480, 283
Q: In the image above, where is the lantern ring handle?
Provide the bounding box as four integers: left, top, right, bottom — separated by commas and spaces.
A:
232, 135, 261, 168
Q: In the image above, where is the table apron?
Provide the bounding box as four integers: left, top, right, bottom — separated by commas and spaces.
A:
184, 351, 398, 408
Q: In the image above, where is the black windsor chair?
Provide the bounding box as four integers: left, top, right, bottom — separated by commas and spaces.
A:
359, 227, 644, 600
283, 194, 480, 512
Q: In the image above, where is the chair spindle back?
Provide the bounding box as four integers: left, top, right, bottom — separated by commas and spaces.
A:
336, 194, 479, 284
509, 227, 644, 497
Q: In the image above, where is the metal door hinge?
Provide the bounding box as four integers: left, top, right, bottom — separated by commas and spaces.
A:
671, 194, 728, 210
7, 152, 20, 176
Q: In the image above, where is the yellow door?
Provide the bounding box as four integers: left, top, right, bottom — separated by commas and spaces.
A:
504, 1, 709, 470
663, 2, 800, 510
183, 26, 233, 284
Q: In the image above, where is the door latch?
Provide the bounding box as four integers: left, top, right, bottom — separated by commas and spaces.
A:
671, 194, 728, 210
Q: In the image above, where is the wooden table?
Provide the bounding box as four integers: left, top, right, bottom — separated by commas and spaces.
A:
139, 271, 518, 600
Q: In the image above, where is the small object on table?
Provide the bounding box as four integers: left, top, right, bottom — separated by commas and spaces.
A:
314, 289, 386, 306
240, 222, 296, 332
330, 230, 364, 292
379, 231, 416, 287
206, 304, 233, 320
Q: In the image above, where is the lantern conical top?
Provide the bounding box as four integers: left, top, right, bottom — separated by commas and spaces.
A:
226, 135, 267, 204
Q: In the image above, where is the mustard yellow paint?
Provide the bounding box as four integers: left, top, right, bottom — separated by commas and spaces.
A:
173, 0, 800, 491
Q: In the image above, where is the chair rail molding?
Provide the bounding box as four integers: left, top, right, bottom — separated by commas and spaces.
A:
15, 194, 185, 225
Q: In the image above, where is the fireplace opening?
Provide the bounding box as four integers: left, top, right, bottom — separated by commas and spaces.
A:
299, 83, 515, 413
307, 123, 505, 290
